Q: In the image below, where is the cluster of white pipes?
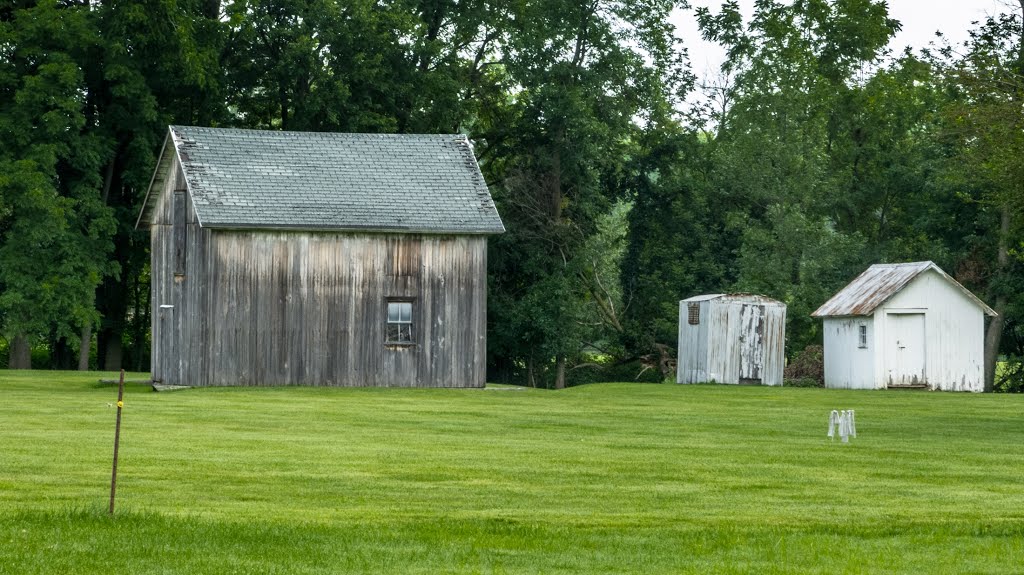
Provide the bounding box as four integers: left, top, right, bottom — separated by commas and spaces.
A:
827, 410, 857, 443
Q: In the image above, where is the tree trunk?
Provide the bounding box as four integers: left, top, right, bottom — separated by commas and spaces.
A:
52, 336, 76, 370
984, 1, 1024, 392
554, 355, 566, 389
203, 0, 219, 19
133, 273, 151, 372
10, 334, 31, 369
527, 354, 536, 388
984, 300, 1006, 392
100, 157, 115, 204
279, 84, 289, 129
983, 204, 1010, 392
549, 137, 563, 221
104, 336, 123, 371
78, 325, 92, 371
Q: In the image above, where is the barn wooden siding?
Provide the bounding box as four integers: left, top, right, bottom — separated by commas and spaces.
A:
150, 165, 488, 387
677, 295, 786, 386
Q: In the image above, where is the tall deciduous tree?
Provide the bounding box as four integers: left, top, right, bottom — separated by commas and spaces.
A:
688, 0, 904, 352
619, 128, 733, 356
483, 0, 690, 387
0, 1, 116, 369
1, 0, 226, 370
88, 0, 227, 371
931, 5, 1024, 391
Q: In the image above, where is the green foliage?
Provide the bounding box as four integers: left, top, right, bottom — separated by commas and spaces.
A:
0, 2, 116, 352
783, 344, 824, 386
483, 0, 690, 384
923, 9, 1024, 389
620, 129, 734, 353
702, 0, 902, 356
2, 0, 1023, 385
619, 0, 909, 357
996, 357, 1024, 393
732, 206, 868, 352
0, 0, 228, 369
614, 0, 1022, 368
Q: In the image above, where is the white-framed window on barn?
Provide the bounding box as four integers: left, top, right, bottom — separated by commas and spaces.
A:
386, 299, 414, 344
858, 324, 868, 348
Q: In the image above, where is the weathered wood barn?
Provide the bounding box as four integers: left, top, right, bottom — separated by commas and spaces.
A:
677, 294, 787, 386
812, 261, 995, 392
136, 126, 504, 387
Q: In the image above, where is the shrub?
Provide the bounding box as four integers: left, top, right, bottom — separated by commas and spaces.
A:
995, 356, 1024, 393
784, 345, 824, 387
785, 377, 822, 388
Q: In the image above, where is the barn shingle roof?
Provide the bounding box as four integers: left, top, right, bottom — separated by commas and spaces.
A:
137, 126, 504, 234
811, 261, 996, 317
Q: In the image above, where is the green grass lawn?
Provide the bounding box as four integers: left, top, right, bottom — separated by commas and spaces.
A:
1, 371, 1022, 574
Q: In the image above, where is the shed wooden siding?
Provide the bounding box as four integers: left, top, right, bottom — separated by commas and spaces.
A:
878, 270, 984, 391
677, 296, 786, 386
150, 166, 488, 387
677, 300, 712, 383
822, 319, 875, 389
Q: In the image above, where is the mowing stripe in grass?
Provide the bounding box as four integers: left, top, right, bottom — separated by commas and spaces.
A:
1, 371, 1022, 573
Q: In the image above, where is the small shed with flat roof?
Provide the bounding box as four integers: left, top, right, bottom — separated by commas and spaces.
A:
811, 261, 995, 392
677, 294, 787, 386
136, 126, 504, 387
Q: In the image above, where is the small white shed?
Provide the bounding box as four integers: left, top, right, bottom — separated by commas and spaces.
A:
812, 261, 996, 392
677, 294, 787, 386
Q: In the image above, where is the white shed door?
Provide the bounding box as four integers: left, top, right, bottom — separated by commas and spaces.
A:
886, 313, 926, 386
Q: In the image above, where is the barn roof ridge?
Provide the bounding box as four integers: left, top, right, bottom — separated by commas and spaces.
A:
811, 261, 996, 318
135, 125, 505, 234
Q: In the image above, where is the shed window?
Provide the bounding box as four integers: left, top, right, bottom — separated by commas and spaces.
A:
386, 300, 414, 344
687, 303, 700, 325
858, 325, 868, 348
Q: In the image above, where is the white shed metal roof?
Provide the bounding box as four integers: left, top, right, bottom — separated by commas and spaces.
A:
682, 294, 726, 302
811, 261, 996, 318
681, 293, 784, 305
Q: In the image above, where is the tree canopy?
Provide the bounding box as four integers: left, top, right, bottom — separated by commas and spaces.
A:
1, 0, 1021, 391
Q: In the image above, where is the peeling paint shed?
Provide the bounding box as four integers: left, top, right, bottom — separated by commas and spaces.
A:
812, 261, 996, 392
677, 294, 786, 386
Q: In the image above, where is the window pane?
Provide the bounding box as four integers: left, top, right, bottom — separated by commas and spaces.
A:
386, 300, 415, 343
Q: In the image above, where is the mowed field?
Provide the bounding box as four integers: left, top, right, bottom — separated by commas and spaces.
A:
1, 371, 1022, 574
